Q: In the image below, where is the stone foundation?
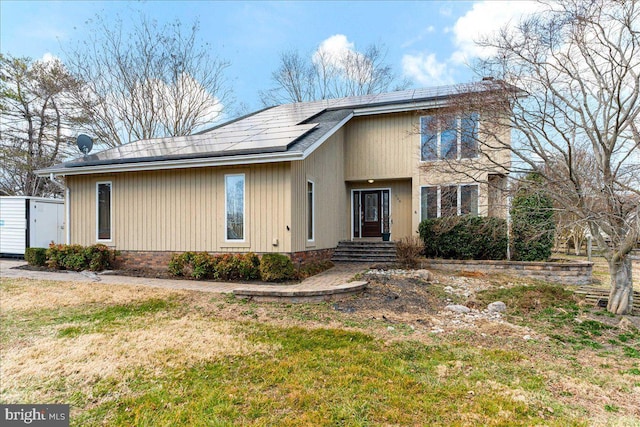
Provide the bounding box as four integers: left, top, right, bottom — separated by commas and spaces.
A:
418, 259, 593, 286
114, 248, 335, 272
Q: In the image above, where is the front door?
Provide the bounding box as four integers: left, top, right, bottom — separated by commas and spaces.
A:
353, 189, 390, 238
361, 191, 381, 237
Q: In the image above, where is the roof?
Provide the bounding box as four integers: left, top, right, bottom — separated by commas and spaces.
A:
37, 81, 507, 176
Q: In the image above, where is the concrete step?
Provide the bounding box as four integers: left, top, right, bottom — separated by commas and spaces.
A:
332, 240, 397, 263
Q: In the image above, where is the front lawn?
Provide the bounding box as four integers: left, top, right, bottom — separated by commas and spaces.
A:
1, 275, 639, 426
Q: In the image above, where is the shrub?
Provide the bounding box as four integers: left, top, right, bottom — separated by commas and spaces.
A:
168, 252, 192, 277
24, 247, 47, 267
419, 216, 508, 260
260, 253, 295, 282
46, 243, 116, 271
168, 252, 260, 281
237, 253, 261, 280
85, 244, 117, 271
395, 236, 425, 268
511, 177, 555, 261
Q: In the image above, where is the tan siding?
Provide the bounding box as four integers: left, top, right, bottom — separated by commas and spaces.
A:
291, 129, 347, 252
344, 112, 417, 181
67, 164, 291, 253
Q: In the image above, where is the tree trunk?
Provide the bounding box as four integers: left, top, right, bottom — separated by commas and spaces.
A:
607, 257, 634, 315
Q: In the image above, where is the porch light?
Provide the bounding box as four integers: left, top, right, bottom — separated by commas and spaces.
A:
368, 179, 374, 184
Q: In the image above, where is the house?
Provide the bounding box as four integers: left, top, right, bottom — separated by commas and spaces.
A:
37, 82, 511, 269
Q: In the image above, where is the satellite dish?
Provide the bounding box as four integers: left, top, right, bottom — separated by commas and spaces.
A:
76, 134, 93, 155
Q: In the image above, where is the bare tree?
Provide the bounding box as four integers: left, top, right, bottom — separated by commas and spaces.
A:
260, 43, 409, 105
426, 0, 639, 314
65, 14, 232, 147
0, 54, 82, 196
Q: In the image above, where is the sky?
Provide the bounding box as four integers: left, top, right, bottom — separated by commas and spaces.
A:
0, 0, 540, 115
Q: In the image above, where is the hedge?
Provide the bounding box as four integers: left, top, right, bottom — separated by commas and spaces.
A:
25, 247, 47, 267
46, 243, 117, 271
168, 252, 296, 282
419, 216, 508, 260
168, 252, 261, 281
259, 253, 296, 282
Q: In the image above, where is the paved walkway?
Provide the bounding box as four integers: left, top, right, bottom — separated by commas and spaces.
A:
0, 259, 368, 300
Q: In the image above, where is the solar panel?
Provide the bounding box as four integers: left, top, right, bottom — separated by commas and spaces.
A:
61, 82, 492, 168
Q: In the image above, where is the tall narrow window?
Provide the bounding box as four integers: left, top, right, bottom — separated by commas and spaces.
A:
441, 185, 458, 217
420, 187, 438, 220
420, 116, 438, 161
97, 182, 111, 241
440, 116, 458, 160
461, 113, 479, 158
307, 180, 314, 241
225, 174, 245, 241
460, 184, 479, 216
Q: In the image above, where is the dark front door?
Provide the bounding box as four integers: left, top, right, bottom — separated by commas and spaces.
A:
361, 191, 382, 237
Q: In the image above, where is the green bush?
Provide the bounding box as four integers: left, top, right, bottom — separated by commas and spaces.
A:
46, 243, 116, 271
419, 216, 508, 260
168, 252, 260, 281
259, 253, 295, 282
511, 178, 555, 261
24, 247, 47, 266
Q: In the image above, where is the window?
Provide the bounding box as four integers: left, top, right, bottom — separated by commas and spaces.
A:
225, 174, 245, 241
420, 184, 479, 220
97, 182, 112, 241
460, 184, 479, 216
420, 113, 479, 161
420, 186, 438, 219
307, 180, 314, 241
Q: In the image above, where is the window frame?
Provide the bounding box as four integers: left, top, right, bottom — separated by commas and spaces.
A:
224, 173, 246, 242
96, 181, 112, 243
307, 179, 315, 243
420, 113, 479, 162
420, 183, 480, 221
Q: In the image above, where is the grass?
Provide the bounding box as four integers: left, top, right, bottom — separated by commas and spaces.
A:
2, 276, 640, 426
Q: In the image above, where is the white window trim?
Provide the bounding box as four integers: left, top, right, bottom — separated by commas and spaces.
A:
96, 181, 112, 243
224, 173, 245, 242
420, 183, 480, 220
420, 114, 480, 162
307, 179, 315, 243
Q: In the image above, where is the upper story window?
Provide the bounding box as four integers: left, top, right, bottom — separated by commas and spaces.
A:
421, 113, 479, 161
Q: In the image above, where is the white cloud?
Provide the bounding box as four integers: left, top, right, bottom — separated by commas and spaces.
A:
402, 52, 453, 86
41, 52, 59, 63
313, 34, 355, 69
450, 1, 542, 64
401, 2, 542, 85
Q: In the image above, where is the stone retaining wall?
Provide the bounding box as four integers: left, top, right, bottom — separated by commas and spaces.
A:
418, 259, 593, 286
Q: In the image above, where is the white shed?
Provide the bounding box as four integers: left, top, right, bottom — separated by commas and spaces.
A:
0, 196, 65, 256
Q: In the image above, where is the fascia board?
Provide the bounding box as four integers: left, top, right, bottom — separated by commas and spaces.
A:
352, 99, 450, 116
36, 151, 305, 177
